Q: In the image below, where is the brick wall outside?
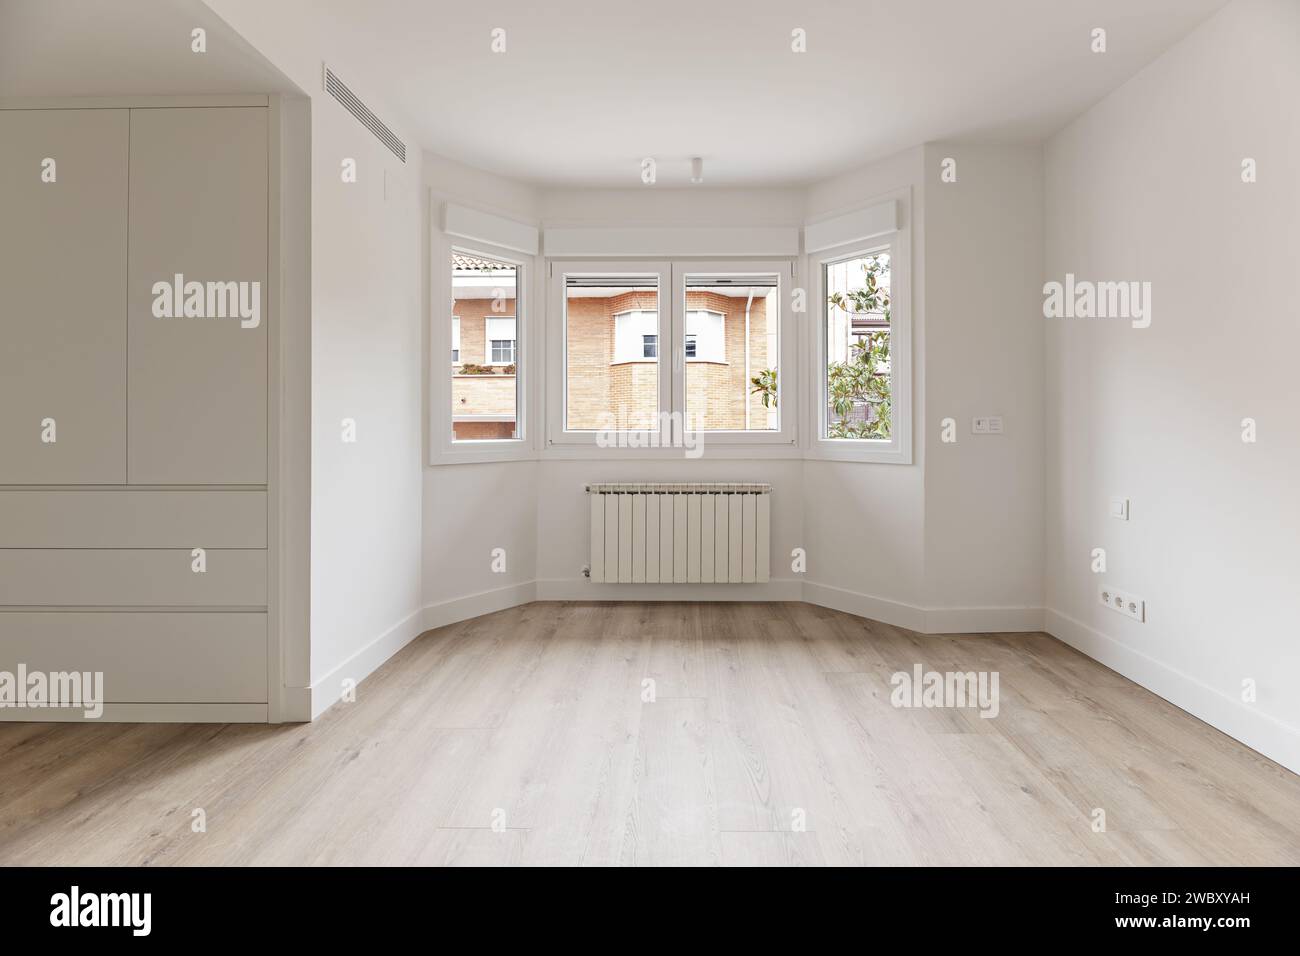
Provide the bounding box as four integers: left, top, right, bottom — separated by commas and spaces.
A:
450, 291, 778, 434
566, 290, 776, 430
453, 297, 516, 367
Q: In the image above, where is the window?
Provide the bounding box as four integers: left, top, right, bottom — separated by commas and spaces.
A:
450, 251, 520, 442
681, 273, 779, 433
486, 316, 516, 364
565, 279, 663, 431
612, 310, 659, 364
813, 231, 910, 463
549, 260, 791, 448
823, 252, 890, 439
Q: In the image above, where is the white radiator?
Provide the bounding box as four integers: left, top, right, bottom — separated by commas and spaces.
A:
587, 482, 771, 584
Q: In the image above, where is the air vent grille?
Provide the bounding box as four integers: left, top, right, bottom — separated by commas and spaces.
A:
323, 65, 406, 164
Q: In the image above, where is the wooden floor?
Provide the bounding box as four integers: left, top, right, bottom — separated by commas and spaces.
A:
2, 601, 1298, 866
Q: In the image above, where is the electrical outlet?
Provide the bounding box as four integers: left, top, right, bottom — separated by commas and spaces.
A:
1099, 585, 1144, 622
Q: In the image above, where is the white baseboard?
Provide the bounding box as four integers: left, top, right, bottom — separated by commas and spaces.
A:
801, 581, 925, 631
535, 577, 803, 602
0, 702, 268, 722
801, 581, 1043, 634
308, 581, 538, 720
421, 580, 538, 630
923, 603, 1045, 633
1045, 609, 1300, 775
308, 605, 427, 720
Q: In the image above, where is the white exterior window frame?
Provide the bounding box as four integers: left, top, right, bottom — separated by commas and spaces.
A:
485, 315, 517, 366
683, 309, 725, 363
611, 309, 660, 365
806, 226, 912, 464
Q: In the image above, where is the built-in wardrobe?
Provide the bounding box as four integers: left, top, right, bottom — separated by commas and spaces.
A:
0, 99, 286, 720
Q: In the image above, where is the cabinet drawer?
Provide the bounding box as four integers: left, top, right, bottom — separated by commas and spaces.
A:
0, 490, 266, 548
0, 550, 266, 607
0, 612, 266, 703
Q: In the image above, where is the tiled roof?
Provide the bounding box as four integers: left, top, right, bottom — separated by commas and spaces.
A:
453, 253, 511, 271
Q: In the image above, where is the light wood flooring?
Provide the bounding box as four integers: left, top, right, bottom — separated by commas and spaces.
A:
2, 601, 1298, 866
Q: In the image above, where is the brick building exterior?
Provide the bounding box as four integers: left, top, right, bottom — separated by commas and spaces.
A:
451, 255, 778, 440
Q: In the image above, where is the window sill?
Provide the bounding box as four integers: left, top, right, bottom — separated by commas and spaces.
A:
805, 439, 912, 465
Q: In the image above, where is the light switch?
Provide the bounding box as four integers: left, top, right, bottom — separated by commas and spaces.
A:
1109, 497, 1129, 520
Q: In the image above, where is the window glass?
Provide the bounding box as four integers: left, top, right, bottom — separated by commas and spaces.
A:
566, 280, 660, 430
824, 252, 890, 440
683, 275, 778, 432
452, 252, 519, 441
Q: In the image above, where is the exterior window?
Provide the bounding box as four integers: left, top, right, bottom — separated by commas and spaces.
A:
612, 310, 659, 364
486, 316, 516, 364
451, 252, 520, 442
684, 311, 724, 362
550, 261, 789, 445
682, 275, 778, 432
824, 252, 890, 440
566, 282, 661, 431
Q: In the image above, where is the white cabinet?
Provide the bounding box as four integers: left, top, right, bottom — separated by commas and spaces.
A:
0, 109, 129, 484
1, 102, 276, 719
127, 107, 268, 485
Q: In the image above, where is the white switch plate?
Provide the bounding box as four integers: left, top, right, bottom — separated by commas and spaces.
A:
1099, 584, 1144, 622
972, 416, 1004, 434
1109, 497, 1129, 520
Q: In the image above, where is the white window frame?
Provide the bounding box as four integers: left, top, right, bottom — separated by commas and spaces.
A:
432, 241, 534, 464
547, 261, 672, 447
546, 258, 797, 455
807, 230, 912, 464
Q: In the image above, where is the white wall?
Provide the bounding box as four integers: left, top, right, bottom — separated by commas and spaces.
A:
1043, 0, 1300, 771
204, 1, 426, 705
802, 148, 929, 616
923, 143, 1044, 621
422, 153, 541, 610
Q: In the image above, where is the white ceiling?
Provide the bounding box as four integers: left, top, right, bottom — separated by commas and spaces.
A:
315, 0, 1227, 187
2, 0, 1228, 188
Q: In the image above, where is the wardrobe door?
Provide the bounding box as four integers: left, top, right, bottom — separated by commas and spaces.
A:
0, 109, 128, 484
127, 107, 268, 485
